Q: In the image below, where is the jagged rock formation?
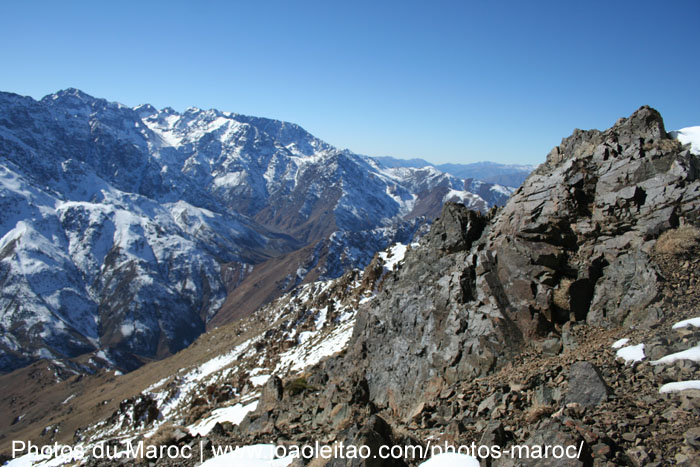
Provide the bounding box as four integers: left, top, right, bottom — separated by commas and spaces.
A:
206, 106, 700, 465
492, 106, 698, 331
338, 107, 700, 419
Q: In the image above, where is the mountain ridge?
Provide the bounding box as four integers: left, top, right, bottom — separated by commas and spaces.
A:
374, 156, 534, 187
0, 88, 513, 374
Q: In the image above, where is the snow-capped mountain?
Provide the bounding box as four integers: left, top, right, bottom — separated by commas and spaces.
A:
0, 89, 512, 374
375, 156, 535, 187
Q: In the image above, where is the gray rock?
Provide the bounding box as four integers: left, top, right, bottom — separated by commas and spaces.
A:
480, 421, 507, 448
259, 376, 284, 410
534, 384, 554, 407
588, 251, 662, 327
327, 415, 408, 467
684, 427, 700, 449
565, 362, 610, 407
478, 391, 503, 416
539, 337, 563, 356
626, 446, 651, 466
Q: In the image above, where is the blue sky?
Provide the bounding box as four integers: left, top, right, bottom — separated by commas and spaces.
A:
1, 0, 698, 164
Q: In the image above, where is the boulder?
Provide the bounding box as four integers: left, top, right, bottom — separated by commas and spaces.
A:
565, 361, 610, 408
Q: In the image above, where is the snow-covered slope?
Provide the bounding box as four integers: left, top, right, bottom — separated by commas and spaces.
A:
670, 126, 700, 155
0, 88, 511, 374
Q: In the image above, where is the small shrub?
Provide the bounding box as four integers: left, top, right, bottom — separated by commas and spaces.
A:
655, 224, 700, 255
184, 405, 209, 425
553, 278, 573, 311
148, 423, 184, 447
285, 377, 314, 396
524, 405, 553, 423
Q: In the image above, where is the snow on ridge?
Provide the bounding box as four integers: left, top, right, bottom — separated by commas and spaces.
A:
491, 184, 514, 196
670, 126, 700, 155
379, 243, 408, 271
275, 315, 355, 374
443, 189, 485, 207
142, 113, 183, 148
188, 400, 259, 436
142, 338, 254, 427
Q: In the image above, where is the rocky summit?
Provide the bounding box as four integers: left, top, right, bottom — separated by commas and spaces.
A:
1, 106, 699, 467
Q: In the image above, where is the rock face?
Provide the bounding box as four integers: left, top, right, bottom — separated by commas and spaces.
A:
350, 204, 505, 415
218, 106, 699, 463
488, 106, 699, 333
341, 108, 700, 419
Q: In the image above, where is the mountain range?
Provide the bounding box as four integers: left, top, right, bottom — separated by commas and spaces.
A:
0, 89, 515, 374
374, 157, 534, 187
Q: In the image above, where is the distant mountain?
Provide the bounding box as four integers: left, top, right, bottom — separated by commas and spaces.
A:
0, 89, 513, 374
374, 156, 534, 187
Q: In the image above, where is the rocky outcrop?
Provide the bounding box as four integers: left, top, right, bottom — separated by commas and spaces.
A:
210, 234, 700, 466
209, 106, 700, 465
337, 107, 700, 421
486, 106, 699, 334
349, 204, 503, 417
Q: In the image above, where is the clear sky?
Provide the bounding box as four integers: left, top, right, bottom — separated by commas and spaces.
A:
1, 0, 698, 165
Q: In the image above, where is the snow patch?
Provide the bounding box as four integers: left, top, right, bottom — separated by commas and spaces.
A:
250, 375, 271, 387
611, 338, 629, 349
616, 344, 645, 363
379, 243, 408, 271
276, 319, 354, 374
659, 380, 700, 393
419, 452, 480, 467
652, 344, 700, 365
443, 189, 481, 206
188, 401, 258, 436
672, 317, 700, 329
62, 394, 76, 405
670, 126, 700, 155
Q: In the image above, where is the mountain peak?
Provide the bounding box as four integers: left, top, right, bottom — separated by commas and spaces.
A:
541, 105, 669, 174
612, 105, 666, 140
43, 87, 95, 102
134, 103, 157, 117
